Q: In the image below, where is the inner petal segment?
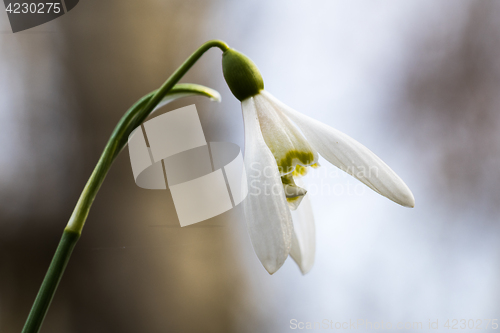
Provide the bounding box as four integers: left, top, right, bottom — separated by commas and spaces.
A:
254, 94, 318, 175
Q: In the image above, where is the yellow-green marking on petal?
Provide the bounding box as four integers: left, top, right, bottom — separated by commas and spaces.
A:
293, 164, 308, 177
292, 163, 320, 177
277, 150, 316, 175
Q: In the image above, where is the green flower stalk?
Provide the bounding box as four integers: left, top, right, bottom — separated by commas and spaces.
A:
23, 39, 415, 333
22, 40, 229, 333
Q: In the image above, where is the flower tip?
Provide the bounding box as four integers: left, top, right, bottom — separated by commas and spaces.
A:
295, 258, 314, 275
261, 259, 286, 275
399, 191, 415, 208
405, 190, 415, 208
264, 265, 279, 275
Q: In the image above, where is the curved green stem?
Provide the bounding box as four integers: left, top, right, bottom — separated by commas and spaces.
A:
22, 40, 229, 333
67, 39, 228, 234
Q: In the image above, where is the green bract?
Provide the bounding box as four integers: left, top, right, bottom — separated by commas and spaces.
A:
222, 48, 264, 101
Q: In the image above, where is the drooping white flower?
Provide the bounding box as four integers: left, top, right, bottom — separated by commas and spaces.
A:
222, 48, 414, 275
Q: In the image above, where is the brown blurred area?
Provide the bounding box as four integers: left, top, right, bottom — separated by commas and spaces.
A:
395, 0, 500, 218
0, 1, 262, 332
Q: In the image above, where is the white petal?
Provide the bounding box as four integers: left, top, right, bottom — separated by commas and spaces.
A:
253, 94, 318, 175
241, 97, 294, 274
290, 179, 315, 275
262, 91, 415, 208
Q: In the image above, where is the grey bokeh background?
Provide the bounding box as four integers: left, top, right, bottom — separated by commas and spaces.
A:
1, 0, 499, 332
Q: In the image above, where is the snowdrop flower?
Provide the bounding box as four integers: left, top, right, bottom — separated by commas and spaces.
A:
222, 48, 414, 275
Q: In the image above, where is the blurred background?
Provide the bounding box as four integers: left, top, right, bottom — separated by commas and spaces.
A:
1, 0, 500, 332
